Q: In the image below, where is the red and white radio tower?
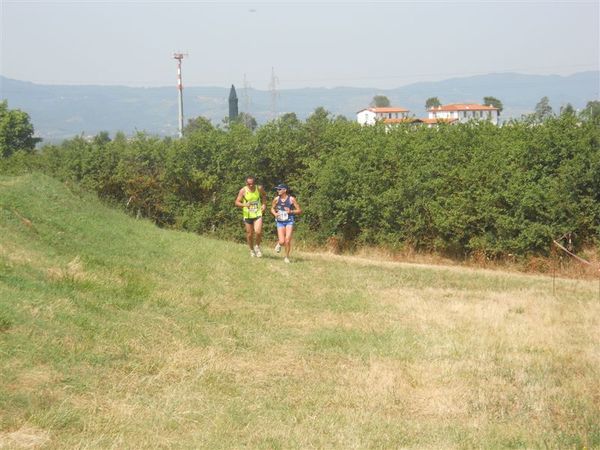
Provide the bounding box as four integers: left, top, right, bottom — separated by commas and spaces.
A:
173, 52, 188, 138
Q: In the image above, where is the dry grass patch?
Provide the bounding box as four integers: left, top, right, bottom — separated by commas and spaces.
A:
45, 256, 89, 283
0, 243, 42, 267
0, 426, 51, 449
9, 366, 61, 394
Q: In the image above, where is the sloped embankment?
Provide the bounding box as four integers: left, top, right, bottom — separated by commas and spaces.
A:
1, 173, 598, 449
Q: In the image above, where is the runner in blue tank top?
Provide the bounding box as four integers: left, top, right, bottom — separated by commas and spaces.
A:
270, 183, 302, 263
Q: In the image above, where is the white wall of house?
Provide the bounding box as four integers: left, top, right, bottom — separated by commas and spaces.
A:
357, 108, 410, 125
428, 106, 499, 125
380, 111, 409, 120
357, 109, 377, 125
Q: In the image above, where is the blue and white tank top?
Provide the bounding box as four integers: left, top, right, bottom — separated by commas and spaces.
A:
276, 196, 294, 222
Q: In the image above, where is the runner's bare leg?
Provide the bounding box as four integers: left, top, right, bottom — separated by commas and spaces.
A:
244, 222, 255, 250
284, 224, 294, 258
254, 217, 263, 247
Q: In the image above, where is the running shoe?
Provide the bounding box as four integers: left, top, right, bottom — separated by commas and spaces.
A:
284, 257, 290, 264
275, 243, 282, 253
250, 250, 256, 257
254, 245, 263, 258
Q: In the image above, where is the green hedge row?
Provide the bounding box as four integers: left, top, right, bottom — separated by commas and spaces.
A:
3, 112, 599, 258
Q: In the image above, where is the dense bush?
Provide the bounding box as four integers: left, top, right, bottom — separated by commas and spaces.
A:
2, 112, 598, 259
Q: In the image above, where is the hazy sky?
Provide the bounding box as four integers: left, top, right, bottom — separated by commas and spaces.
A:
1, 0, 598, 90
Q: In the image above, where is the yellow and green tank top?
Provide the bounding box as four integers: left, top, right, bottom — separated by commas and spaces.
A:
242, 186, 262, 219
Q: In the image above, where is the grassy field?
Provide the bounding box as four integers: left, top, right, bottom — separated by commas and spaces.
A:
1, 173, 599, 449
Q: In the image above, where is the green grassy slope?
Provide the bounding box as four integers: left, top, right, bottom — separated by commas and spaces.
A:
1, 174, 599, 449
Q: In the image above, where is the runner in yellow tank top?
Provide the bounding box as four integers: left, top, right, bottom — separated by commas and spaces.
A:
235, 176, 267, 257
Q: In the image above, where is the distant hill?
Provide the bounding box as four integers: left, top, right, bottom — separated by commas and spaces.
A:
1, 71, 598, 141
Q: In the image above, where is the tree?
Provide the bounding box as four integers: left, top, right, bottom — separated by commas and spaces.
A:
483, 96, 503, 115
184, 116, 214, 134
238, 112, 258, 131
279, 112, 299, 125
222, 112, 257, 131
304, 107, 332, 155
581, 100, 600, 121
370, 95, 390, 107
534, 96, 553, 121
306, 106, 331, 124
0, 100, 41, 158
560, 103, 575, 116
425, 97, 441, 110
93, 131, 111, 146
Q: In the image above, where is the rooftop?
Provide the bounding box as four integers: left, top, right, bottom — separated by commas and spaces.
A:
428, 104, 499, 112
358, 106, 410, 113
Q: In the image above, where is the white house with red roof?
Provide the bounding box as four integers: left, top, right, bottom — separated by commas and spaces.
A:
356, 107, 411, 125
427, 103, 499, 125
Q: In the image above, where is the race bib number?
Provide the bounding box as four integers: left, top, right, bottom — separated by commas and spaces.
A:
248, 201, 258, 213
278, 210, 289, 221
